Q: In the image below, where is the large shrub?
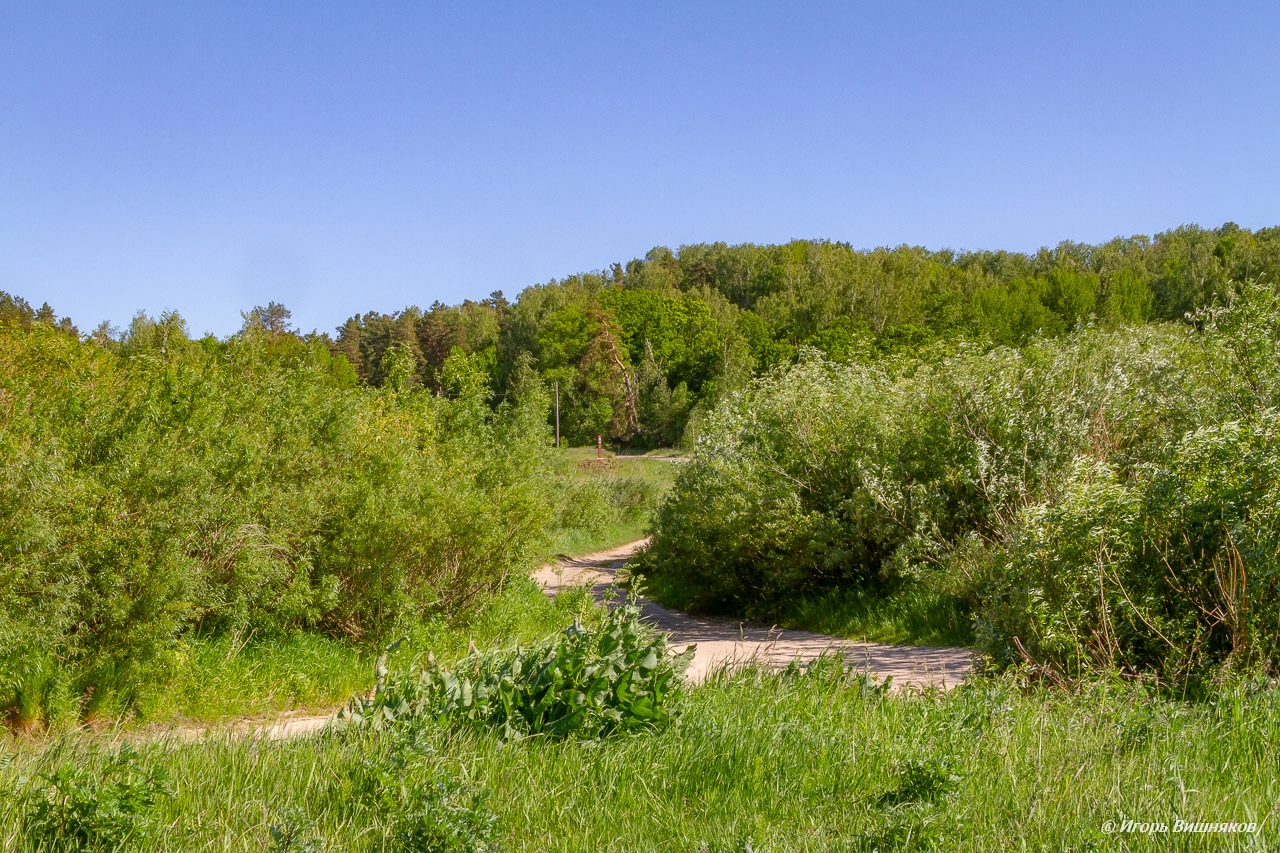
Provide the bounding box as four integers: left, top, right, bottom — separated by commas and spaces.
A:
0, 319, 555, 722
642, 279, 1280, 681
974, 282, 1280, 680
975, 416, 1280, 681
637, 327, 1196, 620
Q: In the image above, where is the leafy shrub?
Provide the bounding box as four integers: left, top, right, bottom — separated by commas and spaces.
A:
343, 724, 502, 853
0, 318, 557, 724
547, 471, 657, 543
389, 775, 500, 853
337, 598, 694, 739
972, 281, 1280, 681
19, 745, 169, 852
267, 807, 324, 853
976, 415, 1280, 681
645, 278, 1280, 682
875, 757, 959, 808
639, 328, 1196, 620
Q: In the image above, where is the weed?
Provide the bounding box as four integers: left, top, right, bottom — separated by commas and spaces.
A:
875, 757, 959, 808
389, 773, 501, 853
268, 806, 324, 853
338, 595, 694, 739
350, 727, 500, 853
20, 744, 169, 852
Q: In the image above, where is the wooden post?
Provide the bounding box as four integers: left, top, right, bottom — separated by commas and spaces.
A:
597, 434, 602, 459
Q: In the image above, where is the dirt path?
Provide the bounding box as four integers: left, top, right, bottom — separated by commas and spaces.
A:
613, 454, 689, 462
535, 540, 974, 690
166, 541, 971, 741
159, 712, 333, 742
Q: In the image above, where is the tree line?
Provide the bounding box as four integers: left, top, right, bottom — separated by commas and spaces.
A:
6, 220, 1277, 452
327, 221, 1280, 448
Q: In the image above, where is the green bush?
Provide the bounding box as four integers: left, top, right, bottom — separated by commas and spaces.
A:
642, 278, 1280, 682
338, 597, 694, 739
976, 415, 1280, 681
638, 327, 1195, 620
0, 318, 557, 724
971, 281, 1280, 681
19, 744, 169, 852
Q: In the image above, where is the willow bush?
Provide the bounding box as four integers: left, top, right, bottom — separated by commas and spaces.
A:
639, 279, 1280, 682
0, 318, 557, 724
638, 326, 1196, 617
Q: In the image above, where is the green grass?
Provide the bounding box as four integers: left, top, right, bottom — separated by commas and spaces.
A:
553, 446, 680, 489
644, 570, 974, 650
132, 631, 371, 725
4, 666, 1278, 850
540, 446, 680, 559
61, 580, 603, 732
622, 447, 690, 458
778, 584, 975, 648
542, 518, 651, 557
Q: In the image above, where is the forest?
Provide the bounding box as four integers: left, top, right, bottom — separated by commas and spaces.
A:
325, 222, 1280, 448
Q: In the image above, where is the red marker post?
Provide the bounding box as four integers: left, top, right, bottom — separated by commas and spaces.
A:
597, 434, 602, 459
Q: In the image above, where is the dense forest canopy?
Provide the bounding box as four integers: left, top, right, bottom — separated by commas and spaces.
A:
325, 222, 1280, 448
6, 221, 1278, 451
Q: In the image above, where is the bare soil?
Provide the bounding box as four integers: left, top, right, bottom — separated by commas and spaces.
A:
535, 539, 974, 690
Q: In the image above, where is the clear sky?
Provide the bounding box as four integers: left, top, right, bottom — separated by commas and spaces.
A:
2, 2, 1278, 338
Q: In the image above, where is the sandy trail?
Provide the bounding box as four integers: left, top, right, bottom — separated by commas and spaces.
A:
535, 539, 974, 690
169, 540, 972, 741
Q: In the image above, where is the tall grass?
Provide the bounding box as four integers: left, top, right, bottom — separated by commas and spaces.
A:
778, 583, 974, 647
3, 666, 1276, 850
540, 448, 677, 558
113, 579, 603, 728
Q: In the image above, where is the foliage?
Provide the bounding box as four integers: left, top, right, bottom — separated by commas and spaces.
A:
337, 597, 694, 740
973, 422, 1280, 682
19, 744, 169, 852
5, 221, 1280, 715
0, 316, 558, 725
351, 728, 501, 853
329, 223, 1280, 448
267, 807, 324, 853
875, 756, 959, 808
539, 451, 676, 558
973, 282, 1280, 680
638, 327, 1196, 619
641, 280, 1280, 681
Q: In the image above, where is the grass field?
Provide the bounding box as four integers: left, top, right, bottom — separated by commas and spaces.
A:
4, 663, 1276, 851
539, 447, 678, 558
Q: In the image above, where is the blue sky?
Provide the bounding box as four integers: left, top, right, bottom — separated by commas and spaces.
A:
2, 2, 1277, 337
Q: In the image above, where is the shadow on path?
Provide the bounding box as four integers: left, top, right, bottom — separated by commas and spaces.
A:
535, 540, 975, 690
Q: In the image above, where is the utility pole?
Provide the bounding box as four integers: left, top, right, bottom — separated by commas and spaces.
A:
554, 381, 560, 448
